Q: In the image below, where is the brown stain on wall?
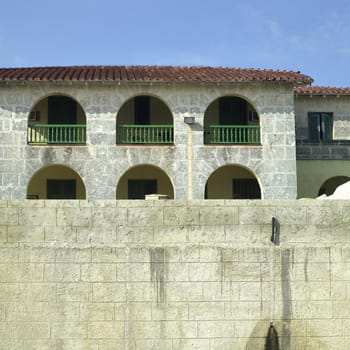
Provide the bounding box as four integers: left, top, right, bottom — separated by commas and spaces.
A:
149, 247, 167, 304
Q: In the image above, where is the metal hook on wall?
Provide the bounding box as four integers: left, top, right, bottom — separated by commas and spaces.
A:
271, 217, 280, 245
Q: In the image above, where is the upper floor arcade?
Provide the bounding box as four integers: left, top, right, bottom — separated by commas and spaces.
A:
0, 65, 311, 147
25, 92, 262, 147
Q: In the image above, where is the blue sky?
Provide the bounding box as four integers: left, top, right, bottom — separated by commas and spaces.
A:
1, 0, 349, 86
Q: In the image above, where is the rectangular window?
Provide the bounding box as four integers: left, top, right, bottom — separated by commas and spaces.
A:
47, 179, 76, 199
232, 179, 261, 199
128, 179, 157, 199
308, 112, 333, 142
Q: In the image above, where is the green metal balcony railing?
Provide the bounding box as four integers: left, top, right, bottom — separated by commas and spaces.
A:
204, 125, 261, 144
116, 125, 174, 144
28, 124, 86, 144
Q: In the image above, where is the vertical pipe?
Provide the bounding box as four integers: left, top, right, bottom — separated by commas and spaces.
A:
187, 124, 193, 200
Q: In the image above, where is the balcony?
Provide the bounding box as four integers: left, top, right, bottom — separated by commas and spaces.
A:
28, 124, 86, 144
204, 125, 260, 144
116, 125, 174, 144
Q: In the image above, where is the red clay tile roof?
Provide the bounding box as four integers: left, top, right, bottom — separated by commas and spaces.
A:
0, 65, 312, 84
295, 86, 350, 96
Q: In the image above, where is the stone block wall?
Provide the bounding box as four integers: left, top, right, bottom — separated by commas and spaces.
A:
0, 81, 297, 199
296, 140, 350, 160
0, 199, 350, 349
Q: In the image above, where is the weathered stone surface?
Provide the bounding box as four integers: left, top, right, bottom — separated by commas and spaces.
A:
0, 200, 348, 349
0, 82, 298, 200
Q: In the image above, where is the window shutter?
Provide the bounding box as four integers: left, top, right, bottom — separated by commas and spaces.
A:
321, 113, 333, 141
308, 113, 321, 142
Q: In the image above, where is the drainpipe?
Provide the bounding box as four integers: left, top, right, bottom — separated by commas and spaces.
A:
184, 116, 195, 199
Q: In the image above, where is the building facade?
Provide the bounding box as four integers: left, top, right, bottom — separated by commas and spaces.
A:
295, 86, 350, 198
0, 65, 349, 200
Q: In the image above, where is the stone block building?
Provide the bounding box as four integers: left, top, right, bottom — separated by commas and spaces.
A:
0, 65, 349, 200
1, 65, 350, 349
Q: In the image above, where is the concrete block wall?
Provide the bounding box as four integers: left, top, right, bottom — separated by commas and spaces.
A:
296, 141, 350, 160
0, 199, 350, 349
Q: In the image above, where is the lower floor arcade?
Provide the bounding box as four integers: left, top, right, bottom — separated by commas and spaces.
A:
26, 164, 262, 200
25, 161, 350, 200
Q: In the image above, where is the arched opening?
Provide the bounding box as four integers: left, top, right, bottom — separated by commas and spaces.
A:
318, 176, 350, 196
204, 96, 260, 144
27, 165, 86, 199
205, 165, 261, 199
116, 165, 174, 199
27, 94, 86, 145
116, 95, 174, 144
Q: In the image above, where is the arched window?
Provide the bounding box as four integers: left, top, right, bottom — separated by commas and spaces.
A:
205, 165, 261, 199
204, 96, 260, 144
27, 165, 86, 199
116, 165, 174, 199
116, 95, 174, 144
28, 95, 86, 145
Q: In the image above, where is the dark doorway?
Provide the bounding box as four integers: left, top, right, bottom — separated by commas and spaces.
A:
47, 179, 76, 199
48, 96, 77, 125
233, 178, 261, 199
128, 179, 157, 199
219, 97, 247, 125
134, 96, 150, 125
